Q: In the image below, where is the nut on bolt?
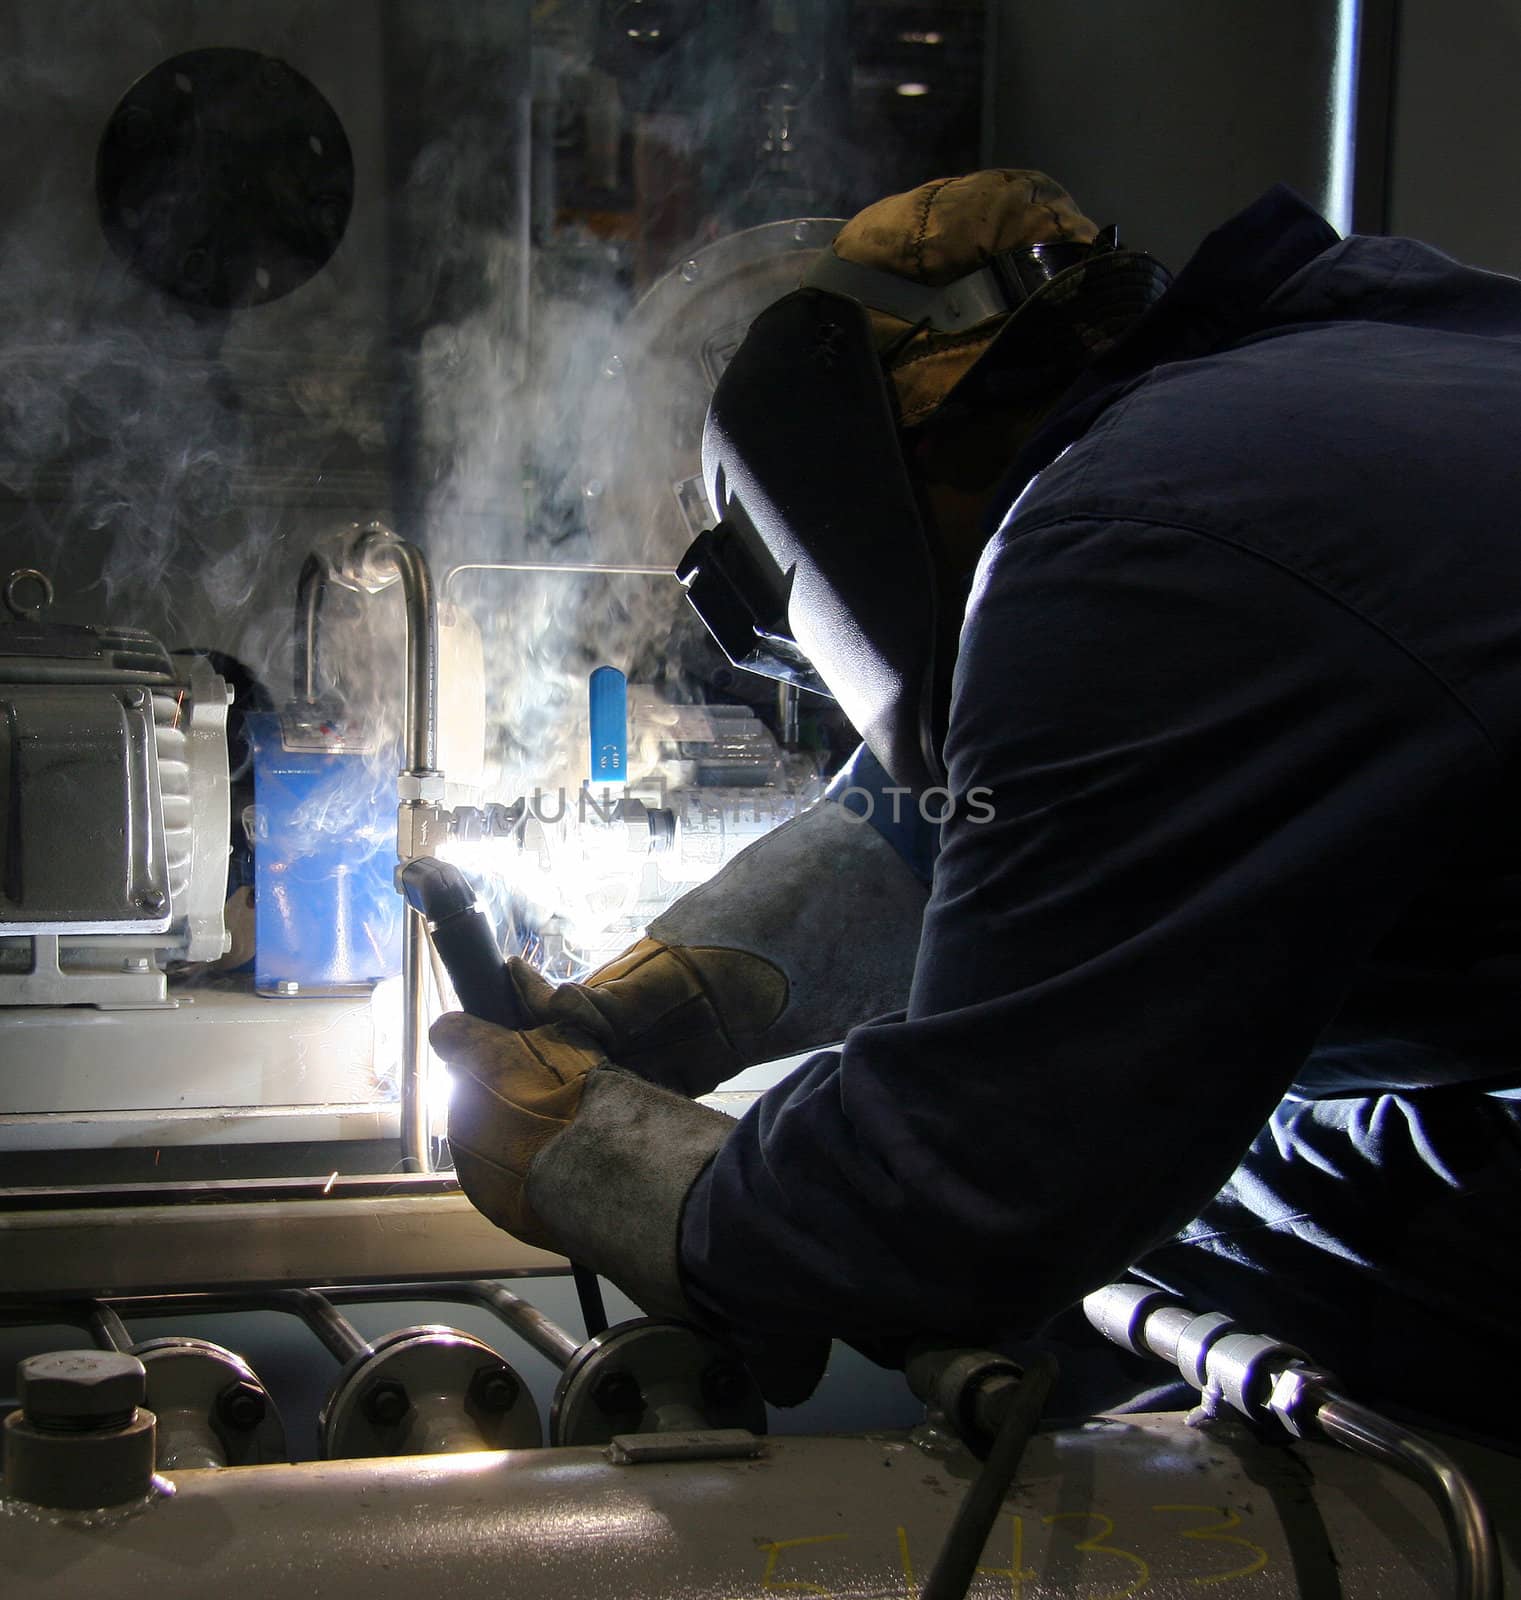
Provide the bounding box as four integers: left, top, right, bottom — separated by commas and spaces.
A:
467, 1362, 521, 1415
18, 1351, 146, 1430
592, 1370, 643, 1417
361, 1377, 411, 1427
216, 1379, 268, 1432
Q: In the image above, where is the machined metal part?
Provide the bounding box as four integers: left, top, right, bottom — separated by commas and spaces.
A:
131, 1336, 286, 1469
319, 1324, 540, 1459
3, 1350, 158, 1510
549, 1318, 765, 1447
905, 1345, 1029, 1458
1083, 1283, 1506, 1600
3, 1413, 1517, 1599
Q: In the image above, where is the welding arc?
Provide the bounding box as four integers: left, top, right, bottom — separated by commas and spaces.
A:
397, 857, 610, 1339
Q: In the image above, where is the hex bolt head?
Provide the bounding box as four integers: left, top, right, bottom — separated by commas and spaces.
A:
123, 687, 149, 711
592, 1370, 643, 1417
141, 889, 168, 914
467, 1362, 521, 1416
18, 1351, 145, 1432
700, 1359, 751, 1416
216, 1379, 268, 1432
361, 1378, 411, 1427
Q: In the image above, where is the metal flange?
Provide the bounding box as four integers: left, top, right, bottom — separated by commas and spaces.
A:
319, 1324, 540, 1459
549, 1318, 766, 1447
132, 1336, 286, 1469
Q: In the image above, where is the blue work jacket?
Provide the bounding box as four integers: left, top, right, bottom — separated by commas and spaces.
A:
680, 188, 1521, 1436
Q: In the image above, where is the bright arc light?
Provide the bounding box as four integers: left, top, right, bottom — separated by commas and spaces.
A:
898, 29, 944, 44
895, 81, 931, 98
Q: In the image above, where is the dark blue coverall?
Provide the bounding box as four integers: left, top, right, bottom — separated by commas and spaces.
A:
682, 188, 1521, 1443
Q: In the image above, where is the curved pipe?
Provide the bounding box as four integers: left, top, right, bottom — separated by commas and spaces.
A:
1316, 1396, 1501, 1600
349, 527, 439, 779
294, 524, 442, 1172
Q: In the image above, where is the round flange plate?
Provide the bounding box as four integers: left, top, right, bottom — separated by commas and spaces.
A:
133, 1336, 286, 1467
550, 1317, 766, 1447
96, 47, 354, 309
578, 217, 843, 565
321, 1325, 541, 1459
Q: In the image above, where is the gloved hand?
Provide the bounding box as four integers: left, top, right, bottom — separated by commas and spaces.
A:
492, 798, 930, 1099
430, 1011, 608, 1251
431, 1007, 830, 1405
501, 938, 785, 1099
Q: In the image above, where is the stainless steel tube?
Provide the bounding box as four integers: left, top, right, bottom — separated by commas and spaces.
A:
104, 1290, 373, 1367
294, 553, 325, 704
351, 526, 439, 777
344, 525, 441, 1175
1316, 1395, 1501, 1600
320, 1280, 581, 1370
443, 559, 675, 601
399, 905, 431, 1172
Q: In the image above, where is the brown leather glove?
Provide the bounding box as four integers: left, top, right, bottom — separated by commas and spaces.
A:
504, 938, 787, 1099
429, 1011, 609, 1251
489, 800, 929, 1098
433, 1009, 830, 1407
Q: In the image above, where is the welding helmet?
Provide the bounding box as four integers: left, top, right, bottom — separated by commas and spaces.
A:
679, 170, 1172, 792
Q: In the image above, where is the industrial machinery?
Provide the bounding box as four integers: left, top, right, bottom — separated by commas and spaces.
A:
1, 6, 1517, 1598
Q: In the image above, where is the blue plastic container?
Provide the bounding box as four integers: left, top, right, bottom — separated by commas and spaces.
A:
246, 712, 403, 995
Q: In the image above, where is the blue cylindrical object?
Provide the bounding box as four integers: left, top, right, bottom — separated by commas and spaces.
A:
588, 666, 627, 788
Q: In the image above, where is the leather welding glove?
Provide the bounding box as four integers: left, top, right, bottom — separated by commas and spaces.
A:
499, 798, 929, 1098
432, 1009, 828, 1404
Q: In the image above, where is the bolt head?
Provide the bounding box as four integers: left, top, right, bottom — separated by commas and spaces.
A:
467, 1362, 521, 1416
18, 1352, 145, 1428
361, 1378, 411, 1428
216, 1379, 268, 1432
592, 1369, 643, 1417
141, 889, 168, 914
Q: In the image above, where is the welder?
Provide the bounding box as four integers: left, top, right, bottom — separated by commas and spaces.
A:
432, 170, 1521, 1441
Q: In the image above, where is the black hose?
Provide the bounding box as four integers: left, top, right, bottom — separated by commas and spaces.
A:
921, 1354, 1058, 1600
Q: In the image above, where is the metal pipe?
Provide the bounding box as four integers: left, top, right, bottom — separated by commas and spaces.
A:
442, 559, 675, 600
296, 523, 441, 1174
352, 526, 439, 778
399, 906, 431, 1172
0, 1301, 134, 1353
320, 1280, 581, 1370
1316, 1395, 1502, 1600
88, 1302, 133, 1353
104, 1290, 373, 1367
293, 553, 326, 704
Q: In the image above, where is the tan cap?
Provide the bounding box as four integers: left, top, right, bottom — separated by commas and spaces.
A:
827, 169, 1100, 426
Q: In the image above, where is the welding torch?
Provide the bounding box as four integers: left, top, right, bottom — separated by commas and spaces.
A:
397, 855, 610, 1340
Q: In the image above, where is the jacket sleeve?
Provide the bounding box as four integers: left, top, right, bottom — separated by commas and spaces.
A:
677, 515, 1497, 1348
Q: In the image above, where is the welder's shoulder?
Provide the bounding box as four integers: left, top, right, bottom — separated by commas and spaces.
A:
999, 312, 1521, 660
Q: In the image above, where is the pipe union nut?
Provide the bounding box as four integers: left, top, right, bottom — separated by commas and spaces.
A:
397, 771, 446, 804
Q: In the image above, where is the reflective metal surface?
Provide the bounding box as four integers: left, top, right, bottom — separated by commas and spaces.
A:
2, 1414, 1515, 1599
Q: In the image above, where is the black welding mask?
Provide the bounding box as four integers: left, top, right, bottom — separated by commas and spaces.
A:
679, 232, 1171, 793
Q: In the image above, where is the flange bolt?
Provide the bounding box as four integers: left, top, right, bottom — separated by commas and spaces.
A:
592, 1370, 643, 1417
216, 1379, 268, 1432
361, 1378, 411, 1427
467, 1363, 521, 1416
